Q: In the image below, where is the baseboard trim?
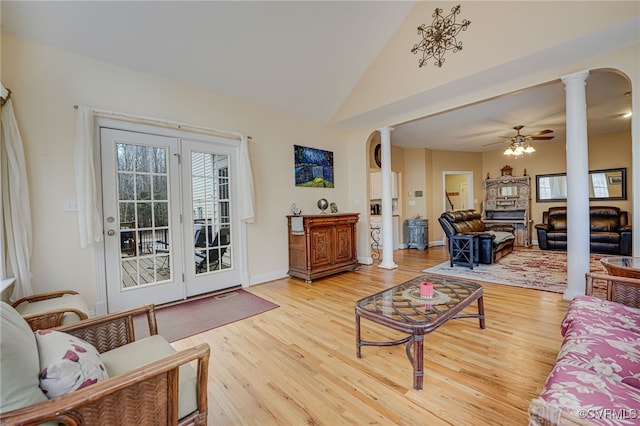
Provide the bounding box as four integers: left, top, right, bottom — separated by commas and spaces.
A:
249, 269, 289, 286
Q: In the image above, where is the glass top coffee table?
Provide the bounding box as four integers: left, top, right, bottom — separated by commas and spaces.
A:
601, 256, 640, 279
355, 274, 485, 390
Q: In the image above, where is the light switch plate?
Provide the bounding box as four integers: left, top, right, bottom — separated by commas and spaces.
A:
63, 199, 79, 212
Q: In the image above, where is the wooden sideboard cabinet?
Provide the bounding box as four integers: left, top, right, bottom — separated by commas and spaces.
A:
287, 213, 359, 283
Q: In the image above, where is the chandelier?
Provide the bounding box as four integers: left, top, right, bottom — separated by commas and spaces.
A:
499, 125, 553, 159
410, 4, 471, 68
503, 137, 536, 159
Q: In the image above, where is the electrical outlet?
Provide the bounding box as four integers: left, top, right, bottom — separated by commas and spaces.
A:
63, 199, 79, 212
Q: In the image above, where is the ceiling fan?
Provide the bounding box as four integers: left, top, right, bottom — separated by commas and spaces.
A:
485, 125, 554, 157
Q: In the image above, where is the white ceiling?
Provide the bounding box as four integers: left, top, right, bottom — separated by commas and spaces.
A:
1, 1, 634, 153
391, 71, 633, 152
1, 1, 416, 124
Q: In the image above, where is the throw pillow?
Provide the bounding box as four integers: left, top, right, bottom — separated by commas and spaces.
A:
34, 330, 108, 398
0, 302, 48, 412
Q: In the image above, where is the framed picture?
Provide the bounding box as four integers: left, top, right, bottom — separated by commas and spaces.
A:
294, 145, 334, 188
374, 144, 382, 168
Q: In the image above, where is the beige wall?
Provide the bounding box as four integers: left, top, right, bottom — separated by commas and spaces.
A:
346, 5, 638, 255
402, 149, 427, 221
2, 3, 638, 309
387, 128, 632, 245
427, 151, 484, 244
406, 130, 632, 244
367, 138, 404, 173
334, 2, 637, 125
483, 130, 632, 229
2, 34, 352, 309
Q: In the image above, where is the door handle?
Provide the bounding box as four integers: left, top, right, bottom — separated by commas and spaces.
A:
107, 229, 116, 236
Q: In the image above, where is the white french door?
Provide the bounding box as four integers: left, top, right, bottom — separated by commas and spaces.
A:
181, 138, 241, 297
101, 126, 241, 312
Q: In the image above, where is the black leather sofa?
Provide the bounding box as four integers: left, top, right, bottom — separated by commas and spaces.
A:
535, 206, 632, 255
438, 210, 516, 264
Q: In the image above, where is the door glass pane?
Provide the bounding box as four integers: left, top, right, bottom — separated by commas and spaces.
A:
154, 175, 167, 200
117, 143, 172, 288
117, 144, 135, 171
136, 202, 152, 228
136, 145, 150, 172
153, 147, 167, 173
192, 151, 232, 275
154, 202, 169, 227
136, 175, 151, 200
118, 174, 134, 200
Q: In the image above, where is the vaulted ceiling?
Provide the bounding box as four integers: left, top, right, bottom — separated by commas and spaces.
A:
2, 1, 635, 153
1, 1, 415, 124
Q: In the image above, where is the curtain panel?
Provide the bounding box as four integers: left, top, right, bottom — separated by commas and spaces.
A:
1, 83, 33, 300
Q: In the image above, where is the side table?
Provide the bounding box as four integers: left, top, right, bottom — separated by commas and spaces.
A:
405, 219, 428, 250
449, 234, 479, 269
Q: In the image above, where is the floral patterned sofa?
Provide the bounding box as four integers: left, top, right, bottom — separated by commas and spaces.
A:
529, 295, 640, 426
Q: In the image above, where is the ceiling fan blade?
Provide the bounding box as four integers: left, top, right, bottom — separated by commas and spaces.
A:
529, 129, 554, 136
490, 126, 555, 147
482, 140, 509, 147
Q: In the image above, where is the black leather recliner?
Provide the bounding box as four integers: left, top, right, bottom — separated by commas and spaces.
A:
535, 206, 632, 255
438, 210, 516, 264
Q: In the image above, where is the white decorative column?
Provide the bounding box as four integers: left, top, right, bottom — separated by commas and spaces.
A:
378, 126, 397, 270
561, 70, 590, 300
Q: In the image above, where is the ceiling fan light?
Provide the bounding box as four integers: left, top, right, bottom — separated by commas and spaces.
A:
503, 147, 514, 156
524, 145, 536, 153
514, 145, 525, 154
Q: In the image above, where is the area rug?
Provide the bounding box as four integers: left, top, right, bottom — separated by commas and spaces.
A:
422, 249, 606, 293
135, 289, 279, 342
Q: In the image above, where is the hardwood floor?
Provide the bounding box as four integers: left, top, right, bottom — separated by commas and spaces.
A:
172, 246, 570, 425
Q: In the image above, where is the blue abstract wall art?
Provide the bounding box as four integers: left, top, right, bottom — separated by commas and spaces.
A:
294, 145, 334, 188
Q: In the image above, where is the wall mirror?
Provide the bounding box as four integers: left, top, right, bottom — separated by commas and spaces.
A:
536, 168, 627, 202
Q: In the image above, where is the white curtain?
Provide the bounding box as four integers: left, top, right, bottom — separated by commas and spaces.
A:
73, 106, 103, 248
73, 106, 256, 248
238, 135, 256, 223
1, 83, 33, 300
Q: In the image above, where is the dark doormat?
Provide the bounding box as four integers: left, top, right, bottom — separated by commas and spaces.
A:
135, 288, 279, 342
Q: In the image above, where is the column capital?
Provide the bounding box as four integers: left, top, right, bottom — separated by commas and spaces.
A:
561, 70, 589, 86
377, 126, 394, 134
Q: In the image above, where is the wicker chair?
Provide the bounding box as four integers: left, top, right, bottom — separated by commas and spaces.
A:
585, 272, 640, 308
0, 303, 210, 426
529, 397, 594, 426
11, 289, 89, 331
